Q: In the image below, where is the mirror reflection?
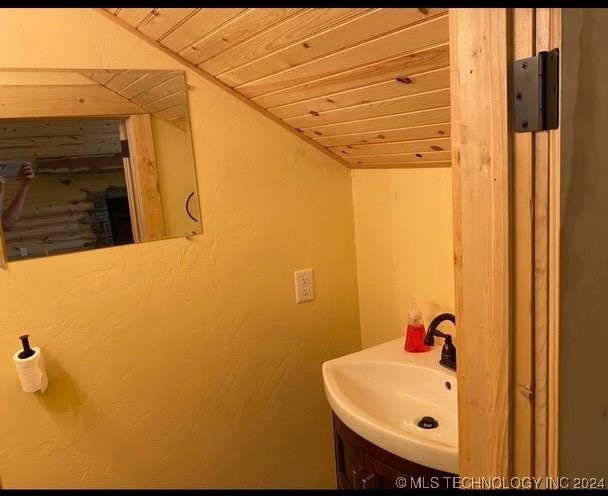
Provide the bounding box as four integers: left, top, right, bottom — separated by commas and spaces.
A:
0, 69, 201, 262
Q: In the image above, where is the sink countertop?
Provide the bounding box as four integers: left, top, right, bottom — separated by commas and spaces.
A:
338, 336, 456, 370
322, 337, 458, 474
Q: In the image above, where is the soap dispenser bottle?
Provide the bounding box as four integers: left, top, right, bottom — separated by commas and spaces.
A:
404, 300, 430, 353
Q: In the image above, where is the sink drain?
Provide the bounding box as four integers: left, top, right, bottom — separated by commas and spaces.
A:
418, 416, 439, 429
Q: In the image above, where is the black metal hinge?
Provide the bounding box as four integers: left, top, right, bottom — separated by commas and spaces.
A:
513, 48, 559, 132
120, 139, 130, 158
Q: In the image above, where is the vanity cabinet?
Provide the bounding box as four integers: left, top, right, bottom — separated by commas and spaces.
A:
332, 413, 456, 489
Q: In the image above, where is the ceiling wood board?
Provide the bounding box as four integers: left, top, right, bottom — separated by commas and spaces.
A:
219, 9, 447, 87
302, 106, 450, 138
137, 8, 199, 41
329, 136, 451, 157
200, 8, 369, 76
342, 150, 451, 165
313, 122, 450, 148
159, 8, 247, 53
251, 44, 450, 109
102, 7, 452, 169
351, 160, 451, 169
116, 8, 154, 28
231, 15, 449, 96
284, 88, 450, 128
179, 8, 304, 67
269, 67, 451, 120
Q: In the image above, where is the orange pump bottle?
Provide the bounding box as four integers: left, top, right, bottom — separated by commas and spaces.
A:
404, 300, 430, 353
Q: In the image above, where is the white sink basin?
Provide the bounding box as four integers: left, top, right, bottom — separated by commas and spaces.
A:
322, 337, 458, 474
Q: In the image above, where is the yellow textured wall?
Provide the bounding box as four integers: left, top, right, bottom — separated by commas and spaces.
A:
351, 169, 455, 349
0, 8, 361, 488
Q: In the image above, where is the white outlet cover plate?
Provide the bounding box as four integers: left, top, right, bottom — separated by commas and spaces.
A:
295, 268, 314, 303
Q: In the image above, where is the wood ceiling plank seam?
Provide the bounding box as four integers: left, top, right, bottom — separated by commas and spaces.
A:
0, 133, 118, 142
116, 8, 156, 28
303, 109, 449, 138
83, 71, 117, 85
300, 104, 450, 133
154, 103, 188, 120
139, 90, 186, 112
2, 140, 121, 151
181, 8, 305, 68
200, 8, 370, 76
218, 8, 447, 87
233, 15, 449, 98
104, 70, 148, 93
130, 74, 186, 106
135, 9, 159, 31
97, 71, 120, 87
0, 138, 118, 146
116, 70, 184, 100
329, 136, 452, 156
141, 8, 201, 42
333, 146, 452, 159
313, 122, 451, 147
348, 160, 451, 169
175, 9, 253, 58
0, 133, 120, 147
115, 72, 168, 99
143, 92, 186, 112
268, 66, 450, 118
0, 122, 121, 139
113, 73, 152, 99
250, 42, 449, 108
160, 8, 248, 53
282, 87, 451, 128
343, 150, 452, 162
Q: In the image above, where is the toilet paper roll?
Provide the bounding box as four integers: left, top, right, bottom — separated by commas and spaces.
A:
13, 346, 48, 393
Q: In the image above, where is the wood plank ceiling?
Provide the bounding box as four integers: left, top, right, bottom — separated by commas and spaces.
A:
80, 70, 190, 130
103, 8, 450, 169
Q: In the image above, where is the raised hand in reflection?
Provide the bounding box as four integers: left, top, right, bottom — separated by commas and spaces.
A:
1, 163, 35, 231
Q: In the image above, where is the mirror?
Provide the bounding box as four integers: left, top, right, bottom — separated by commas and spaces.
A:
0, 69, 201, 263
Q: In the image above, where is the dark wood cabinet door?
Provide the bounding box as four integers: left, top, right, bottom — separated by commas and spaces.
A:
362, 453, 448, 489
332, 413, 456, 490
333, 415, 365, 489
363, 453, 405, 489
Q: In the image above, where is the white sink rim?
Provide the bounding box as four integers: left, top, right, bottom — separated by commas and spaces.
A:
323, 337, 458, 474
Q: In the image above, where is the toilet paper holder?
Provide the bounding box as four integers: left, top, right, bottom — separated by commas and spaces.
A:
18, 334, 35, 359
14, 334, 48, 394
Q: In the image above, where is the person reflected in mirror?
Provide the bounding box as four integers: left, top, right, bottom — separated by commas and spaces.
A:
0, 163, 35, 231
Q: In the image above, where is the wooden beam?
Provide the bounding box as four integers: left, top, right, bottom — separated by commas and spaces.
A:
534, 7, 561, 481
36, 154, 124, 174
0, 85, 145, 119
510, 8, 535, 479
450, 8, 511, 479
123, 114, 165, 242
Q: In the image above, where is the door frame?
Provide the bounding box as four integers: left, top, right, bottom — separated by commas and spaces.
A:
449, 7, 560, 481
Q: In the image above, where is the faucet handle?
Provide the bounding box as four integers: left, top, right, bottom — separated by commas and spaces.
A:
441, 334, 456, 363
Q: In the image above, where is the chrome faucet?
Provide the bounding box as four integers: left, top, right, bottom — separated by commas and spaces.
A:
424, 313, 457, 372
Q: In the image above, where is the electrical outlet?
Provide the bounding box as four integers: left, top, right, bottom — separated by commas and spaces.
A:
295, 269, 315, 303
